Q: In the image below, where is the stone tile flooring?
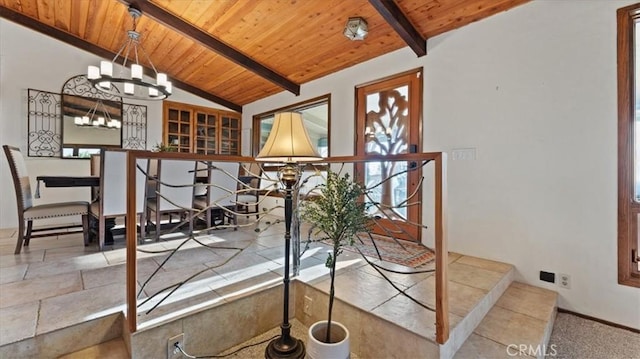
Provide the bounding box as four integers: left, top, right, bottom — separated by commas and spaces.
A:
454, 282, 558, 358
0, 218, 550, 358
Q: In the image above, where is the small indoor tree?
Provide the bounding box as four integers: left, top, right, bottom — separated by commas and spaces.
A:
302, 170, 371, 343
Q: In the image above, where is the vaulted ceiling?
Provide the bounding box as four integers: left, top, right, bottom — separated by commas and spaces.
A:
0, 0, 530, 112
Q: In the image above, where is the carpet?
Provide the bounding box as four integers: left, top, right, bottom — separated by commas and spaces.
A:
343, 234, 435, 268
548, 312, 640, 358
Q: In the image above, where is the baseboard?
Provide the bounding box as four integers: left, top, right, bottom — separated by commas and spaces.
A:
557, 308, 640, 333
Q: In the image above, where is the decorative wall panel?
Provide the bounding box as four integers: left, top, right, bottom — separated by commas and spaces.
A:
122, 103, 147, 150
27, 89, 61, 157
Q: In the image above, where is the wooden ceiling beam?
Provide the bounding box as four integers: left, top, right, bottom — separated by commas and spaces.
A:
0, 5, 242, 112
126, 0, 300, 96
368, 0, 427, 57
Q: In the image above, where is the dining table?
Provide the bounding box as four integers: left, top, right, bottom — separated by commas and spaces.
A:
35, 175, 99, 197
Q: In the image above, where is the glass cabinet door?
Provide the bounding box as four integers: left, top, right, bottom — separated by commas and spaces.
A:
220, 114, 240, 155
195, 112, 217, 154
166, 107, 192, 152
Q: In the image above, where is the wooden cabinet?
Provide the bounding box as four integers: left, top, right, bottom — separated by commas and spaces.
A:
220, 113, 240, 155
194, 111, 218, 154
163, 101, 241, 155
165, 104, 192, 153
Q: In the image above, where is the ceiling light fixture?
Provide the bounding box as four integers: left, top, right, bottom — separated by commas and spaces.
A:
73, 99, 121, 130
343, 17, 368, 41
87, 6, 171, 101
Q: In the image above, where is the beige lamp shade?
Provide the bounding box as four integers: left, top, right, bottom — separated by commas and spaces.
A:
256, 112, 322, 162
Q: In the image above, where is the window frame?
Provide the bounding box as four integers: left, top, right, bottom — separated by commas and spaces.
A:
251, 94, 331, 160
617, 3, 640, 288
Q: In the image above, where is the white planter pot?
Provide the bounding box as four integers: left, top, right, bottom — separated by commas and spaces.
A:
306, 320, 350, 359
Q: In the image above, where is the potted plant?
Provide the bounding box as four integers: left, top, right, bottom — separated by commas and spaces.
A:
152, 141, 177, 152
301, 170, 370, 359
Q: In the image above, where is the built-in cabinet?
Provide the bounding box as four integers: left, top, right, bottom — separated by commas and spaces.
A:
163, 101, 241, 155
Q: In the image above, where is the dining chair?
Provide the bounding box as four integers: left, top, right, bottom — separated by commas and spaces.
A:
89, 153, 101, 201
89, 149, 148, 250
146, 159, 158, 199
193, 160, 209, 198
194, 161, 240, 229
297, 170, 327, 197
143, 159, 196, 241
3, 145, 90, 254
236, 162, 262, 219
89, 153, 101, 176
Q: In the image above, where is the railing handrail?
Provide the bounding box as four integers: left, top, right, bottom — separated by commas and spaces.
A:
124, 151, 448, 344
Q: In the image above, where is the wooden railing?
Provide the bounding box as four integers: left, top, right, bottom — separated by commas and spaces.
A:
124, 151, 448, 343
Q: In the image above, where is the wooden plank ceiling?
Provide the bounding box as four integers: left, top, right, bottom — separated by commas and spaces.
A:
0, 0, 529, 112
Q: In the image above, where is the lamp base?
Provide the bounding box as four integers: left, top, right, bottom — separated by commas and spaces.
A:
264, 335, 305, 359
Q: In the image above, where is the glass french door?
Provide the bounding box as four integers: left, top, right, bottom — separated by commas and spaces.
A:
355, 69, 423, 242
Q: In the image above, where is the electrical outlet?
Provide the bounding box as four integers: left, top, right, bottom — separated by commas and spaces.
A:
558, 273, 571, 289
304, 296, 312, 315
167, 333, 184, 359
539, 271, 555, 283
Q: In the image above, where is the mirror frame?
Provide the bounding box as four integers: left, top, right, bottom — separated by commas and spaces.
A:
60, 75, 123, 159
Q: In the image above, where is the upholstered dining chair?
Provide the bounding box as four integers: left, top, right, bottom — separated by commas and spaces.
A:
3, 145, 90, 254
89, 153, 101, 201
89, 149, 148, 250
89, 153, 101, 176
143, 159, 196, 241
236, 162, 262, 219
194, 161, 240, 229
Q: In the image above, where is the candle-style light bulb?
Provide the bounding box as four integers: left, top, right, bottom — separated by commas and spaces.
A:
131, 64, 143, 80
100, 61, 112, 77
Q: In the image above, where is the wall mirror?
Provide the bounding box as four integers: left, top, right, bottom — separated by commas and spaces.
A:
60, 75, 123, 159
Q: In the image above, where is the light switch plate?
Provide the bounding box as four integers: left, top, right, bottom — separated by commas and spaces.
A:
451, 148, 477, 161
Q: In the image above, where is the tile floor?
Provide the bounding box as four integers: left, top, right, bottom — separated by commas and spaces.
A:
454, 283, 557, 358
0, 219, 553, 358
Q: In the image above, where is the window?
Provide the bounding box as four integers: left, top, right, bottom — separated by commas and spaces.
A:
617, 3, 640, 288
252, 95, 330, 157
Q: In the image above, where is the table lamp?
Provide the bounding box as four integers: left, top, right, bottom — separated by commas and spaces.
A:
256, 112, 322, 358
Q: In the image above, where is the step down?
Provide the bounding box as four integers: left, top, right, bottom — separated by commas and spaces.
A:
59, 338, 128, 359
454, 282, 558, 359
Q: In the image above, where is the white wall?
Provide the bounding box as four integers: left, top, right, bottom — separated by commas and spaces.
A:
2, 0, 638, 329
243, 1, 640, 329
0, 19, 229, 228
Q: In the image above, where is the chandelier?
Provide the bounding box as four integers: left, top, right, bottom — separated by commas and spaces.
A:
343, 17, 368, 41
74, 99, 121, 130
87, 6, 171, 101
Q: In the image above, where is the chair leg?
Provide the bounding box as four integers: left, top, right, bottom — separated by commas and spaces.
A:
155, 209, 161, 242
139, 213, 146, 244
82, 214, 90, 246
24, 220, 33, 246
232, 212, 238, 231
99, 215, 105, 251
14, 219, 26, 254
